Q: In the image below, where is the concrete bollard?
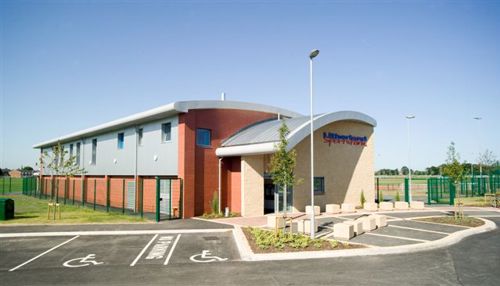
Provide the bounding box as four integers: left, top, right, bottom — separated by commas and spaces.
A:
341, 203, 355, 213
410, 201, 425, 210
267, 214, 285, 228
379, 202, 394, 211
325, 204, 341, 214
359, 216, 377, 232
369, 214, 387, 227
345, 220, 364, 236
333, 223, 354, 240
394, 201, 409, 210
305, 205, 321, 216
297, 219, 319, 234
363, 202, 378, 211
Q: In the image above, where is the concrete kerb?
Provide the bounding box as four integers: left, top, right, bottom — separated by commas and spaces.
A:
0, 229, 232, 238
231, 218, 497, 262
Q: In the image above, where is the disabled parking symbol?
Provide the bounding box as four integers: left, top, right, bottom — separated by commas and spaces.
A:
190, 250, 228, 263
63, 254, 104, 268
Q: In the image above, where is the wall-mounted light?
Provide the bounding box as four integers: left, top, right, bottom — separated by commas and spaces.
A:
153, 155, 158, 161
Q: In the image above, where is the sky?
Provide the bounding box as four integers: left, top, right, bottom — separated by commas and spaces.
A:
1, 0, 499, 171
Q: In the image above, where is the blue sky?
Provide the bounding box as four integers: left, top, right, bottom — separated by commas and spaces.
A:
1, 0, 499, 170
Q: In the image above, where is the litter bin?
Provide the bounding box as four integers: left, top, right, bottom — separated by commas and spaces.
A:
0, 198, 15, 220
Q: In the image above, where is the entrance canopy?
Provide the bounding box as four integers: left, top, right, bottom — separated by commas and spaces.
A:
216, 111, 376, 157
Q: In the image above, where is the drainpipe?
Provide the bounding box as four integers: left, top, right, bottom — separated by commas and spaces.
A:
134, 127, 139, 212
218, 157, 222, 214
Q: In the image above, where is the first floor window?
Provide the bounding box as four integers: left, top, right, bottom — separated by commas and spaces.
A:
314, 177, 325, 195
137, 128, 143, 146
196, 128, 211, 147
117, 132, 125, 149
161, 123, 171, 142
91, 138, 97, 165
76, 142, 81, 165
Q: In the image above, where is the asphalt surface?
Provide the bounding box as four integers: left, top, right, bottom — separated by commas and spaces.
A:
0, 216, 499, 285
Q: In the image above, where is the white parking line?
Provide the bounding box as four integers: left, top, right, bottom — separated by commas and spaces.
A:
9, 235, 79, 272
388, 224, 450, 235
364, 232, 429, 243
0, 229, 231, 238
130, 234, 158, 267
164, 234, 181, 265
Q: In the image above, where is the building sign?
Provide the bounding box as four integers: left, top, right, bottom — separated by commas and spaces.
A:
323, 132, 367, 147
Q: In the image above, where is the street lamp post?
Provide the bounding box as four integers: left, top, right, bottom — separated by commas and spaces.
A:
473, 117, 483, 177
309, 49, 319, 239
406, 115, 415, 203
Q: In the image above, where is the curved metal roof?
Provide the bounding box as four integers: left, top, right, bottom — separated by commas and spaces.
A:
216, 110, 376, 157
33, 100, 302, 148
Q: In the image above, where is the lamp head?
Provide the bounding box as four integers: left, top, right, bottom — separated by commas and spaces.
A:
309, 49, 320, 59
406, 115, 415, 119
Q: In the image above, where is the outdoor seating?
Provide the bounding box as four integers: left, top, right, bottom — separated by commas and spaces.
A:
341, 203, 355, 213
297, 218, 318, 234
394, 201, 409, 210
325, 204, 341, 214
333, 222, 354, 240
359, 216, 377, 232
379, 202, 393, 211
344, 220, 364, 236
369, 214, 387, 227
305, 205, 321, 216
363, 202, 378, 211
410, 201, 425, 210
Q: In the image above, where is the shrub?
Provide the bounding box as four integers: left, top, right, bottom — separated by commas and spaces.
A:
395, 190, 400, 201
379, 191, 384, 202
248, 227, 329, 250
210, 191, 219, 215
360, 190, 366, 206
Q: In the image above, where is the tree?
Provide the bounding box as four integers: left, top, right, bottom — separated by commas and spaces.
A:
442, 142, 465, 219
21, 166, 34, 171
41, 142, 86, 203
269, 122, 300, 222
400, 166, 409, 175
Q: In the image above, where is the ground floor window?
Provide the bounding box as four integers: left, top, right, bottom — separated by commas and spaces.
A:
314, 177, 325, 195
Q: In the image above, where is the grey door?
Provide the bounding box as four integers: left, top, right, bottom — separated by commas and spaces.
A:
159, 179, 171, 215
127, 181, 136, 210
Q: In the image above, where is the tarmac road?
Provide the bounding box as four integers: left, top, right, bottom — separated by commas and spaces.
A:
0, 217, 499, 285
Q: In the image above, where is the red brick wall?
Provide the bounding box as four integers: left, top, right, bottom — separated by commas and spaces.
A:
179, 109, 276, 217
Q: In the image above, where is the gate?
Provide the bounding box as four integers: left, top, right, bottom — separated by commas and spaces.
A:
127, 181, 136, 210
427, 177, 455, 205
155, 177, 183, 221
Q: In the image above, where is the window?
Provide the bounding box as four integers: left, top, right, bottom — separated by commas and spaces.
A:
137, 128, 143, 146
314, 177, 325, 195
117, 133, 125, 149
196, 128, 211, 147
76, 142, 81, 165
69, 144, 74, 157
161, 123, 171, 142
91, 139, 97, 165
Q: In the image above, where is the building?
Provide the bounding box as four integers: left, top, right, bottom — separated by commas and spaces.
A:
34, 100, 376, 218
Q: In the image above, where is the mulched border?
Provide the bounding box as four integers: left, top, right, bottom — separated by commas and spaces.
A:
415, 216, 485, 227
242, 227, 364, 254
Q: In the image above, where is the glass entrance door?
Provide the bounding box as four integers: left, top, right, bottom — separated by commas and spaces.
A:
264, 178, 293, 214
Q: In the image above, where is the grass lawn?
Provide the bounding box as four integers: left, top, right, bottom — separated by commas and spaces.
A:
458, 196, 494, 207
0, 195, 150, 224
415, 216, 485, 227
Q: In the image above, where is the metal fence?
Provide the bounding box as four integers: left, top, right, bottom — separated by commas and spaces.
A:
5, 176, 183, 222
427, 175, 500, 205
0, 176, 37, 195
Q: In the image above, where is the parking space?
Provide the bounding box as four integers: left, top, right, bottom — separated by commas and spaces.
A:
0, 230, 239, 273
